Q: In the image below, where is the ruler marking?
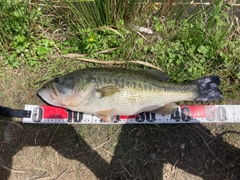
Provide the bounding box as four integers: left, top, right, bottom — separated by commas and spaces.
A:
23, 105, 240, 124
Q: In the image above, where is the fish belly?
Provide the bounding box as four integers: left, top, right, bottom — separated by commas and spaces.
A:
80, 89, 178, 116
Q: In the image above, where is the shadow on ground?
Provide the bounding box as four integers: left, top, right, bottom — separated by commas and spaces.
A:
0, 119, 240, 180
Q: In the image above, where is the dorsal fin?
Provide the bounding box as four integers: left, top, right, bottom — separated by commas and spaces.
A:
141, 69, 169, 81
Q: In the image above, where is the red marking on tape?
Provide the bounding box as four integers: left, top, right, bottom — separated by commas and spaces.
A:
180, 105, 216, 119
41, 106, 68, 119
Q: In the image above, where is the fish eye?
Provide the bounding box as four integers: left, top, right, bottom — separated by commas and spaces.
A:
54, 77, 61, 83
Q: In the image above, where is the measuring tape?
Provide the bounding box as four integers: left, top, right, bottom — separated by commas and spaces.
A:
22, 105, 240, 124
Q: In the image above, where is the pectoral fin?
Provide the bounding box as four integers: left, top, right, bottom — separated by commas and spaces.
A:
95, 85, 119, 98
152, 103, 177, 114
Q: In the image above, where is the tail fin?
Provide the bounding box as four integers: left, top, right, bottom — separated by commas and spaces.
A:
193, 76, 223, 102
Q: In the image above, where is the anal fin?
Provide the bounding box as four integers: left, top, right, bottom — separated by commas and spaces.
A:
152, 103, 177, 114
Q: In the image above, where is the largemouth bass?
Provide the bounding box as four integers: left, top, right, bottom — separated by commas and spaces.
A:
38, 68, 223, 121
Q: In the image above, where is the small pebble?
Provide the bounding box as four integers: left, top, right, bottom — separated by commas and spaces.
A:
150, 153, 156, 159
3, 123, 12, 143
180, 143, 185, 149
133, 138, 138, 149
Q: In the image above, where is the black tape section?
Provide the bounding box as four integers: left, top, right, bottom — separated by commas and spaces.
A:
0, 106, 31, 118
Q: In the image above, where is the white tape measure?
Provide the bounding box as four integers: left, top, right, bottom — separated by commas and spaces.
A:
22, 105, 240, 124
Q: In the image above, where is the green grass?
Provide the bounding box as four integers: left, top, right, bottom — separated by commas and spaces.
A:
0, 0, 239, 96
0, 0, 56, 68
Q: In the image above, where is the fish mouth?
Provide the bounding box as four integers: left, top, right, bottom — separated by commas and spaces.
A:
37, 86, 63, 107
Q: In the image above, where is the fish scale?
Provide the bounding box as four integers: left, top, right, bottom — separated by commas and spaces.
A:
96, 74, 158, 91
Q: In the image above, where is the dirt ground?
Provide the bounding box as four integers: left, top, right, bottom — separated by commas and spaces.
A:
0, 68, 240, 180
